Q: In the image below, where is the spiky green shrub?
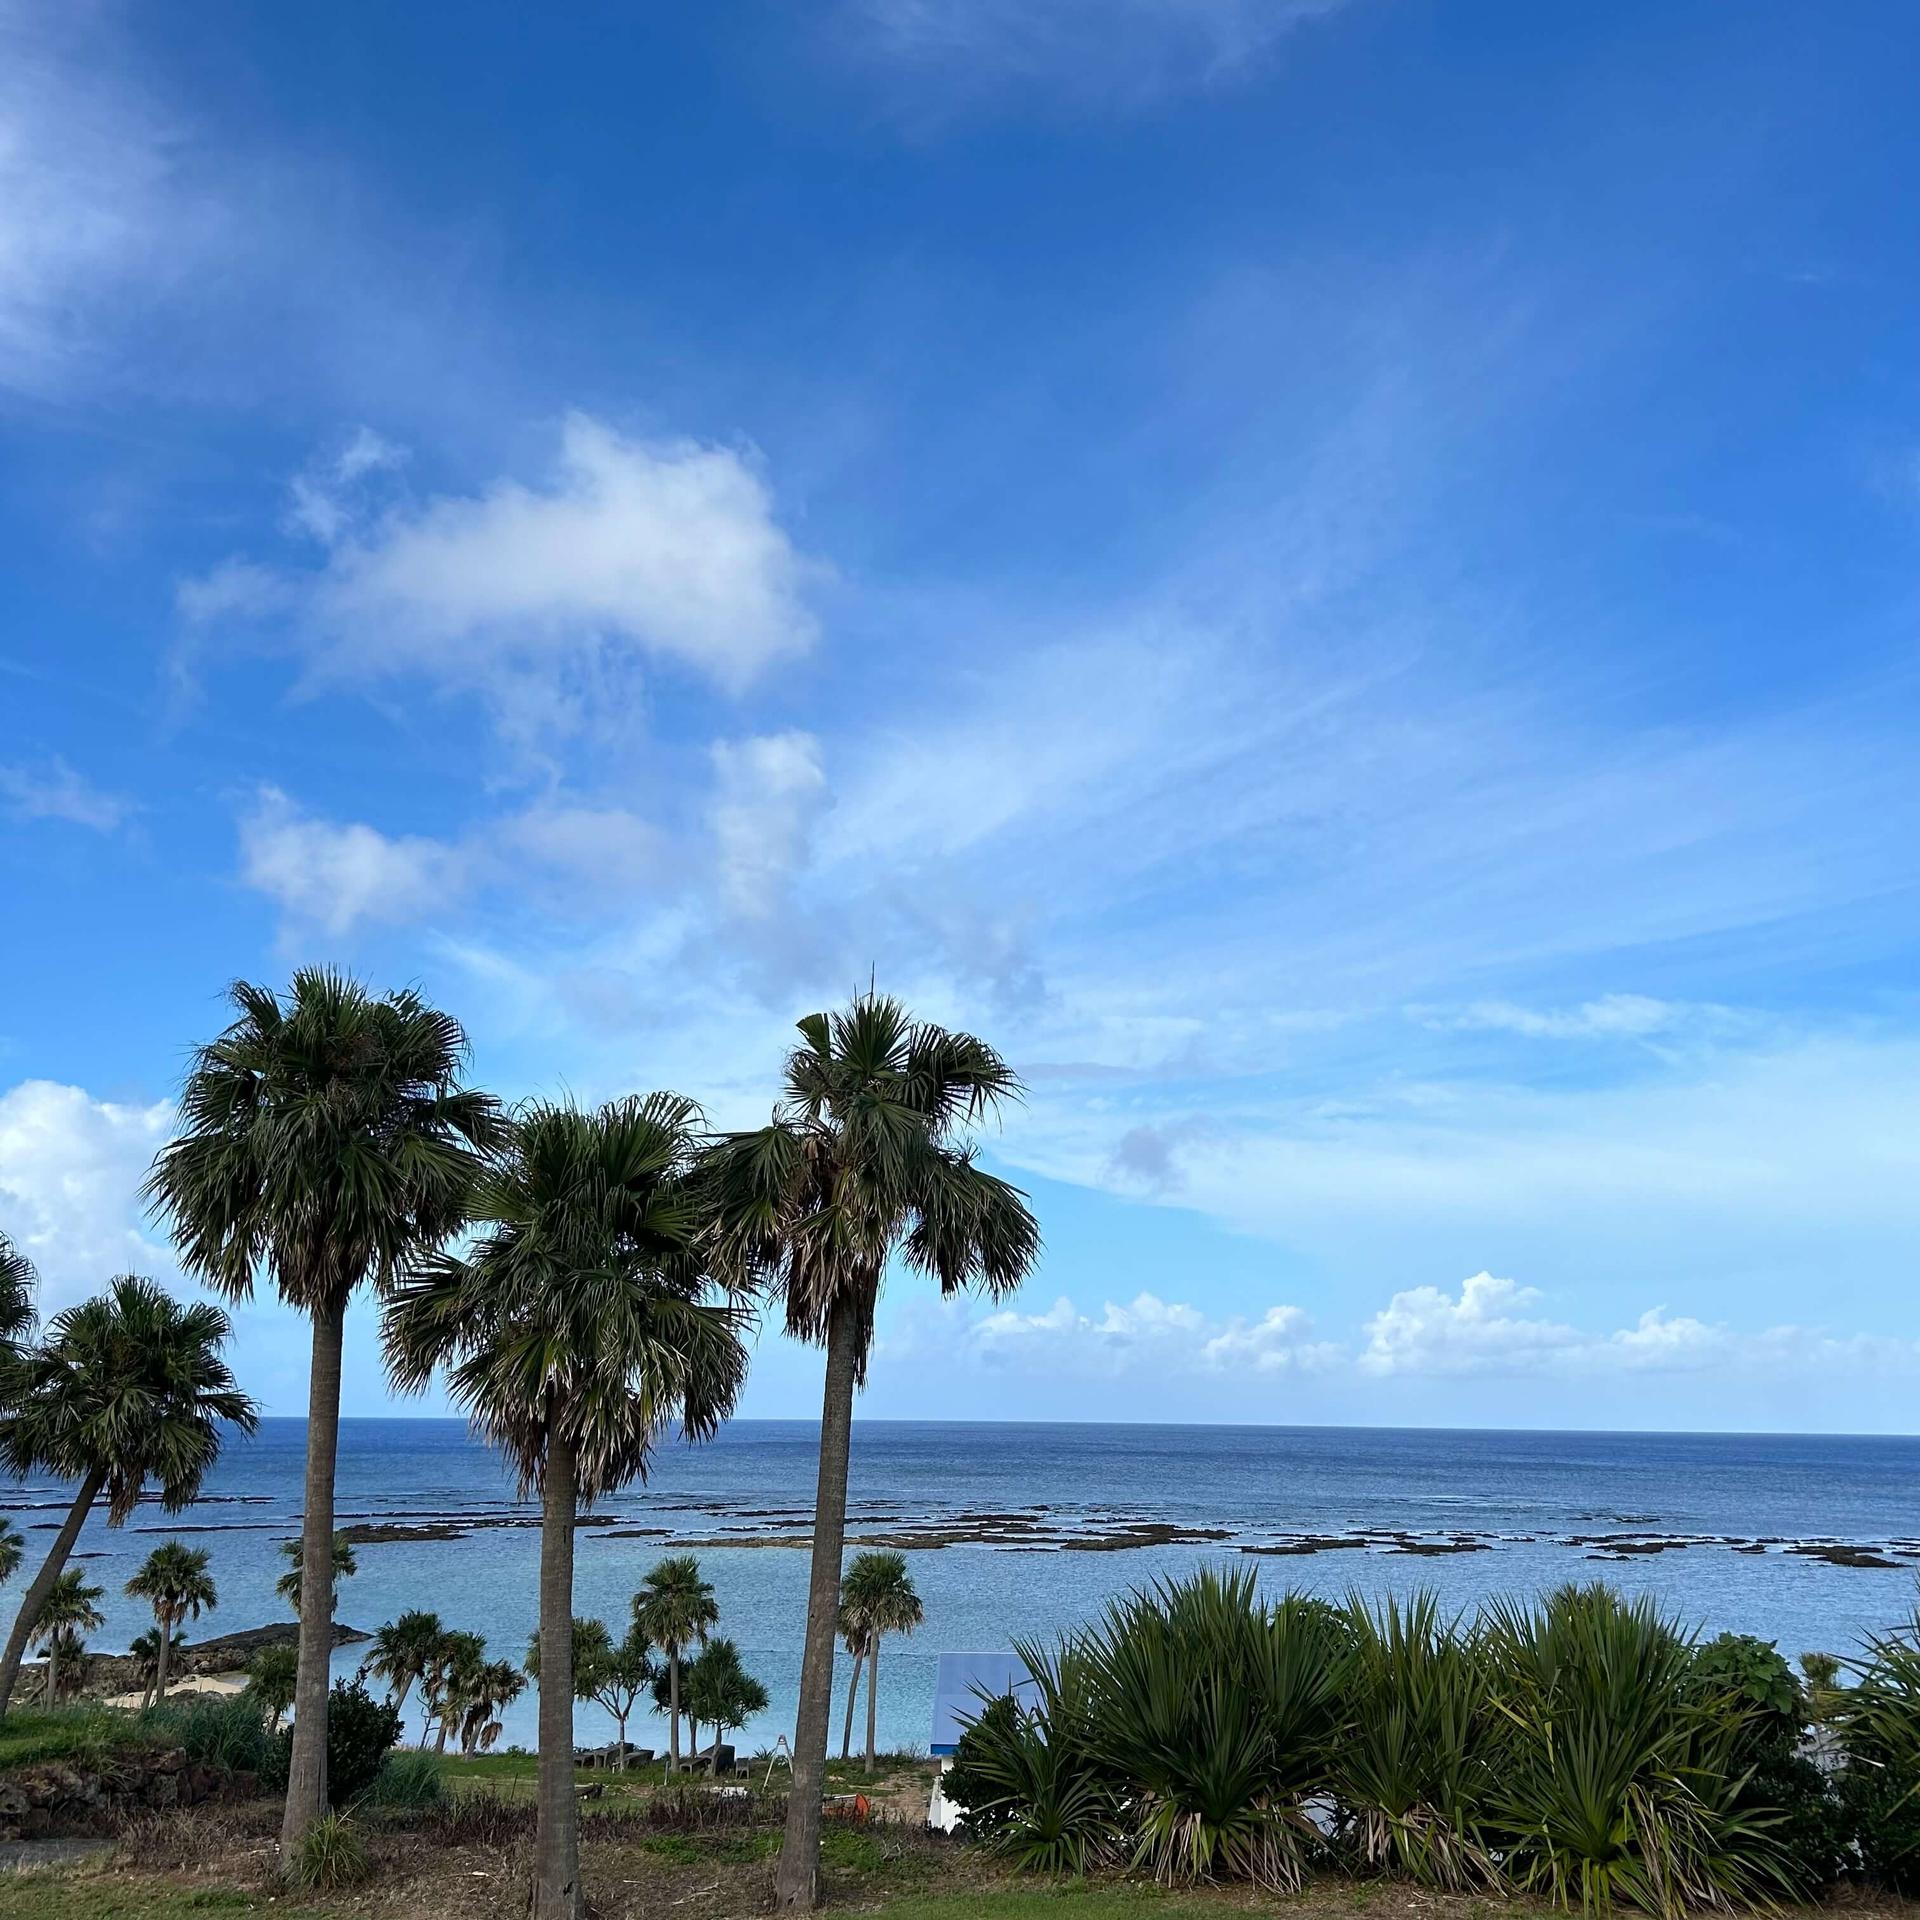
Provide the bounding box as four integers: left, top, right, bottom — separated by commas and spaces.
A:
1329, 1592, 1497, 1889
288, 1811, 368, 1890
1839, 1608, 1920, 1893
361, 1748, 447, 1809
1479, 1586, 1787, 1916
140, 1691, 275, 1773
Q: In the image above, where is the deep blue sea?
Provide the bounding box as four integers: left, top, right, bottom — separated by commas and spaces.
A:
8, 1419, 1917, 1755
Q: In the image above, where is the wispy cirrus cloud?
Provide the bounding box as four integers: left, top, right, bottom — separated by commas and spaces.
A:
836, 0, 1354, 112
0, 755, 134, 831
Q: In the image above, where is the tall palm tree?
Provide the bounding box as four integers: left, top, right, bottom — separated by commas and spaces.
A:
705, 993, 1039, 1907
125, 1541, 218, 1707
34, 1568, 104, 1705
633, 1554, 718, 1774
0, 1230, 36, 1380
385, 1095, 749, 1920
145, 969, 501, 1864
0, 1275, 257, 1718
364, 1609, 445, 1719
275, 1533, 357, 1616
841, 1550, 921, 1774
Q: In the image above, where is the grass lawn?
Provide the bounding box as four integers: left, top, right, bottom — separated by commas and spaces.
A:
0, 1708, 152, 1772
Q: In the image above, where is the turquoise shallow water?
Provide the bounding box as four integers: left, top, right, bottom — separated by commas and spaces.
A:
9, 1418, 1918, 1755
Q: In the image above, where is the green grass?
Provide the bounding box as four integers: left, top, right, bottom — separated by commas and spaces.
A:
0, 1879, 336, 1920
0, 1706, 150, 1771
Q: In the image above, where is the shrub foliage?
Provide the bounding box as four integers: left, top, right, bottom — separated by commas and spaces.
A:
950, 1571, 1920, 1913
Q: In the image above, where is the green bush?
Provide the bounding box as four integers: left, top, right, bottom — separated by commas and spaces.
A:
362, 1748, 447, 1809
140, 1692, 275, 1773
287, 1811, 368, 1890
1329, 1592, 1496, 1889
1840, 1608, 1920, 1893
261, 1678, 403, 1808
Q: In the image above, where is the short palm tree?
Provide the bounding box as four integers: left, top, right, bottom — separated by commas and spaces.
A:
0, 1275, 256, 1718
839, 1550, 922, 1773
0, 1520, 22, 1590
529, 1618, 656, 1769
126, 1541, 218, 1706
146, 971, 500, 1864
705, 993, 1039, 1908
131, 1626, 188, 1698
421, 1629, 485, 1755
384, 1095, 749, 1920
682, 1636, 768, 1758
34, 1568, 105, 1705
275, 1533, 357, 1616
247, 1642, 300, 1728
0, 1230, 36, 1378
634, 1554, 719, 1774
364, 1609, 445, 1718
455, 1656, 526, 1755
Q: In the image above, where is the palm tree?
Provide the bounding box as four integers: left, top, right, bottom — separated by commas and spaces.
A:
682, 1637, 767, 1761
455, 1657, 526, 1755
633, 1554, 718, 1774
0, 1230, 36, 1379
145, 971, 500, 1861
421, 1629, 485, 1755
131, 1626, 188, 1699
34, 1568, 104, 1705
246, 1642, 299, 1728
384, 1095, 749, 1920
364, 1609, 445, 1719
0, 1275, 257, 1719
275, 1533, 357, 1616
530, 1618, 656, 1769
125, 1541, 218, 1706
839, 1550, 921, 1774
0, 1520, 22, 1590
705, 993, 1039, 1907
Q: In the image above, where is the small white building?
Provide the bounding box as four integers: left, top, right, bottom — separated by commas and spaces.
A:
926, 1650, 1035, 1832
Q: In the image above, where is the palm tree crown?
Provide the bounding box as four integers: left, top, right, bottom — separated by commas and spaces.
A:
276, 1533, 357, 1616
705, 992, 1040, 1376
36, 1567, 105, 1702
145, 970, 505, 1314
634, 1555, 719, 1662
127, 1540, 218, 1623
841, 1549, 923, 1647
0, 1229, 36, 1373
0, 1520, 22, 1588
0, 1276, 256, 1522
383, 1095, 748, 1495
364, 1609, 445, 1713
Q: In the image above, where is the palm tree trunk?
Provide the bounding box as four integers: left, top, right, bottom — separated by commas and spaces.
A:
0, 1465, 105, 1719
839, 1643, 862, 1761
667, 1652, 681, 1775
533, 1407, 583, 1920
775, 1295, 860, 1912
45, 1638, 59, 1708
279, 1294, 346, 1867
864, 1637, 879, 1775
154, 1609, 174, 1706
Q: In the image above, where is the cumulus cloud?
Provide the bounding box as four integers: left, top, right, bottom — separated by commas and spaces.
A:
0, 755, 133, 831
839, 0, 1350, 109
962, 1290, 1339, 1377
1356, 1271, 1920, 1378
239, 788, 467, 937
0, 1080, 173, 1313
183, 414, 820, 743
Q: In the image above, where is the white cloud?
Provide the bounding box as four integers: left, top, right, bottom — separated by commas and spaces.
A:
840, 0, 1351, 109
0, 756, 133, 831
239, 787, 467, 937
1357, 1271, 1920, 1379
285, 425, 407, 546
960, 1289, 1339, 1377
709, 731, 831, 919
184, 414, 820, 743
1417, 995, 1695, 1041
0, 1080, 173, 1313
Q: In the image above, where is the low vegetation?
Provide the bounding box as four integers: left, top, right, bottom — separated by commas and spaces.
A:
945, 1568, 1920, 1917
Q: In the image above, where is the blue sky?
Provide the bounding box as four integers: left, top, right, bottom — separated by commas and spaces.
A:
4, 0, 1920, 1430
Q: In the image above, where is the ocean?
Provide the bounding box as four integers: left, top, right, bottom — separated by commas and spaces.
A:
10, 1419, 1918, 1756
